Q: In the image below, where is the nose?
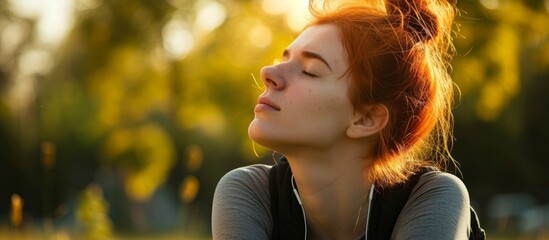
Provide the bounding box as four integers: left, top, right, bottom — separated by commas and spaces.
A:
260, 64, 285, 90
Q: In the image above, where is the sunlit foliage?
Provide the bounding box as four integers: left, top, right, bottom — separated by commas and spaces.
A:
453, 0, 549, 121
77, 183, 113, 239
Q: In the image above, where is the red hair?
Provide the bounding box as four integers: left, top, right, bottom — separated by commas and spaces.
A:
308, 0, 457, 187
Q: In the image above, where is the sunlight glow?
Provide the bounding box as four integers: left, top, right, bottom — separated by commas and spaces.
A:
18, 48, 54, 76
241, 138, 269, 161
8, 0, 74, 46
37, 2, 73, 45
194, 0, 227, 35
8, 0, 43, 18
248, 22, 272, 48
286, 0, 312, 32
1, 23, 26, 54
480, 0, 500, 10
10, 194, 23, 227
262, 0, 311, 32
545, 0, 549, 13
261, 0, 291, 15
162, 19, 194, 59
240, 18, 273, 48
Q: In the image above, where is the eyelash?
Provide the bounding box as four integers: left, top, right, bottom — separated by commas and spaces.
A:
302, 71, 318, 78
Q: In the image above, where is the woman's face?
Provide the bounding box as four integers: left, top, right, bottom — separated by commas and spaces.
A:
248, 24, 356, 152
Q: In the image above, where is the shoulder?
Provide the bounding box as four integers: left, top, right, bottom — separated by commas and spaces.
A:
212, 164, 272, 239
213, 164, 272, 207
414, 170, 469, 201
392, 171, 471, 239
217, 164, 271, 185
215, 164, 271, 197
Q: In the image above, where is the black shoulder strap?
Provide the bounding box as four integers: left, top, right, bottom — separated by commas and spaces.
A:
367, 167, 434, 239
268, 162, 281, 239
469, 207, 486, 240
269, 158, 306, 240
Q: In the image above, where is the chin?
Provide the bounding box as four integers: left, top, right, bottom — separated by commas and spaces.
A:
248, 121, 269, 146
248, 120, 283, 151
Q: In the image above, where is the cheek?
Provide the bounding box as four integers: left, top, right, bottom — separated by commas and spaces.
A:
311, 83, 352, 109
294, 85, 354, 123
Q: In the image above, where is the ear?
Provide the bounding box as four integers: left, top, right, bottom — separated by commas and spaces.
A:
346, 104, 389, 139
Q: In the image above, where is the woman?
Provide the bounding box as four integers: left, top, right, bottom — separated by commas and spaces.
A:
213, 0, 480, 239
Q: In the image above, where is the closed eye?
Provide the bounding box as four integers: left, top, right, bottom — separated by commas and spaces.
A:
302, 71, 318, 77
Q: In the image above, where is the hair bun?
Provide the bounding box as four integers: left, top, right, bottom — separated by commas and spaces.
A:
386, 0, 439, 42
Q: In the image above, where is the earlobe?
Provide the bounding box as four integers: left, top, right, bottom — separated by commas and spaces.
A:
346, 104, 389, 139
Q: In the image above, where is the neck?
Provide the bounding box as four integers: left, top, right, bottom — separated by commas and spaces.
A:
285, 144, 373, 239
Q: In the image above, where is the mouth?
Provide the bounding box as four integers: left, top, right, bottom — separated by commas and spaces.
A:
257, 96, 280, 111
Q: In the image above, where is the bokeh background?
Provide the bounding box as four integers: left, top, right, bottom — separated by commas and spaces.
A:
0, 0, 548, 239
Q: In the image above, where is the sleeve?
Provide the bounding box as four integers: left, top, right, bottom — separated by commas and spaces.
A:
391, 171, 471, 240
212, 164, 272, 240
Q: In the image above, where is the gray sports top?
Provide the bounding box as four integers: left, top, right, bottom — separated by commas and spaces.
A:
212, 164, 471, 239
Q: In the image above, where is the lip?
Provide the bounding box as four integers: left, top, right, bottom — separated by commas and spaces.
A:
256, 96, 280, 111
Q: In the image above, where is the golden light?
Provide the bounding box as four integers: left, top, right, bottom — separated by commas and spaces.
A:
11, 194, 23, 227
479, 0, 500, 10
102, 127, 133, 158
36, 0, 73, 45
126, 174, 157, 201
477, 82, 504, 121
193, 0, 227, 35
286, 0, 312, 32
247, 20, 273, 49
1, 22, 26, 54
8, 0, 44, 18
475, 24, 519, 121
18, 48, 54, 76
186, 144, 203, 173
162, 18, 194, 60
261, 0, 311, 32
8, 0, 74, 46
177, 104, 226, 136
241, 137, 269, 161
261, 0, 291, 15
180, 175, 200, 203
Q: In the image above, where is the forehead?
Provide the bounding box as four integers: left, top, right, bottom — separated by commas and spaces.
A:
287, 24, 348, 69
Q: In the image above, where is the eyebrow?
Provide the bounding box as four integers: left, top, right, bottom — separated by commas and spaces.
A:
283, 49, 332, 71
